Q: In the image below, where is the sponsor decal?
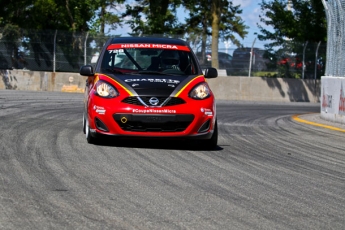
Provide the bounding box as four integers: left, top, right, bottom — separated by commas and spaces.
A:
321, 87, 332, 112
124, 78, 180, 84
93, 105, 106, 115
339, 83, 345, 115
61, 84, 84, 93
107, 44, 190, 51
132, 109, 176, 114
201, 108, 213, 116
204, 109, 213, 116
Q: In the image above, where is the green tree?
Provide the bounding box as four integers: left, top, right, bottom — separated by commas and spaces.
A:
0, 0, 97, 31
0, 0, 124, 68
123, 0, 183, 36
0, 24, 23, 69
183, 0, 248, 68
258, 0, 327, 78
89, 0, 125, 36
87, 0, 126, 50
258, 0, 327, 47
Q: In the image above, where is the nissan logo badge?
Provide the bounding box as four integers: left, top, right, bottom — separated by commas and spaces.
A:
149, 97, 159, 106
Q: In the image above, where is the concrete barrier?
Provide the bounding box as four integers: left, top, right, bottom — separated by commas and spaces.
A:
0, 69, 320, 103
207, 76, 320, 103
0, 69, 85, 92
320, 76, 345, 124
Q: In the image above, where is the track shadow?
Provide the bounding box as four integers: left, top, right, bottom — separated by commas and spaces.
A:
262, 77, 320, 102
92, 135, 223, 151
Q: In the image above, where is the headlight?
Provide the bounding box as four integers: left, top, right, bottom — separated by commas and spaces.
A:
189, 83, 211, 99
95, 81, 119, 98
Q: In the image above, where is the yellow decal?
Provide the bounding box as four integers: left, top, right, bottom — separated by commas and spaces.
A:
175, 75, 204, 97
97, 74, 134, 96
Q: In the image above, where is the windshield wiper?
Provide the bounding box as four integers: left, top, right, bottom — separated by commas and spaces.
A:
137, 70, 166, 75
105, 68, 124, 74
137, 70, 183, 75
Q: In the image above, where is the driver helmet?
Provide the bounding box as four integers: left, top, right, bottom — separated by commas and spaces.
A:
160, 51, 180, 70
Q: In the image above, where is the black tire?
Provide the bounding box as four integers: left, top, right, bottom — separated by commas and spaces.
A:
202, 120, 218, 150
82, 114, 86, 134
85, 118, 97, 144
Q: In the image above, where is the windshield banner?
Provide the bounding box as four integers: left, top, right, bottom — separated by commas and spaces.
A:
107, 44, 190, 51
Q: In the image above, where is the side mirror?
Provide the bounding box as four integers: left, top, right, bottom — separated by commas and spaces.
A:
80, 65, 94, 76
204, 67, 218, 78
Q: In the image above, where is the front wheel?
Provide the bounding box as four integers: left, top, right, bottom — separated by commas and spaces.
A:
83, 114, 86, 134
202, 120, 218, 150
85, 117, 97, 144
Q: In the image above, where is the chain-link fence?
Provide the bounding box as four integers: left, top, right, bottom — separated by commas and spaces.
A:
0, 28, 110, 72
322, 0, 345, 77
196, 41, 326, 79
0, 27, 326, 78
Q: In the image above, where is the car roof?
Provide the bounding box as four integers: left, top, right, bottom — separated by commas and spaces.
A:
109, 37, 189, 46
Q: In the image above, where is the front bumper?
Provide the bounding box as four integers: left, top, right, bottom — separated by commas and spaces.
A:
87, 96, 216, 139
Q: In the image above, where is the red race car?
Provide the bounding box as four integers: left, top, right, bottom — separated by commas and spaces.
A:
80, 37, 218, 149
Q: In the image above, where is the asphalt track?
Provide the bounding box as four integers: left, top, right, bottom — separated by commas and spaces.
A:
0, 90, 344, 230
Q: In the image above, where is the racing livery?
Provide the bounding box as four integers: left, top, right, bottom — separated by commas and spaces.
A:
81, 37, 218, 149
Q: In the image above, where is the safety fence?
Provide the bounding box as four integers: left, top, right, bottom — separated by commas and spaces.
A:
321, 0, 345, 77
0, 28, 326, 79
319, 0, 345, 124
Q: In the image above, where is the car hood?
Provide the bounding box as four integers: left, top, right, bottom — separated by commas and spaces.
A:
108, 74, 200, 97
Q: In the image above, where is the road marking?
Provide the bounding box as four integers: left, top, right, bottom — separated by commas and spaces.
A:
292, 114, 345, 133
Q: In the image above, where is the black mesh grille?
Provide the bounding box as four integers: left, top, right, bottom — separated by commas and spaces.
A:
164, 97, 186, 106
113, 114, 194, 132
122, 97, 140, 105
122, 96, 185, 106
117, 121, 191, 132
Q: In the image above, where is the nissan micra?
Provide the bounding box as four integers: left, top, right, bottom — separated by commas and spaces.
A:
80, 37, 218, 149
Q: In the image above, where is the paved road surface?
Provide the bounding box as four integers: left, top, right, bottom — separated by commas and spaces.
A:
0, 90, 344, 230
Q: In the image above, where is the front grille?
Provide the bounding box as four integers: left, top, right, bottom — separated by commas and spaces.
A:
164, 97, 186, 106
122, 97, 141, 105
122, 96, 185, 107
113, 114, 194, 132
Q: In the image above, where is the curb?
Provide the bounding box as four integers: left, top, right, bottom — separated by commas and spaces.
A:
292, 114, 345, 133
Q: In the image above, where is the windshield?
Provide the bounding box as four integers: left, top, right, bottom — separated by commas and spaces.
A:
101, 43, 198, 75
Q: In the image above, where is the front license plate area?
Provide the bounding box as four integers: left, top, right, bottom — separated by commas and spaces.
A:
113, 114, 194, 132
